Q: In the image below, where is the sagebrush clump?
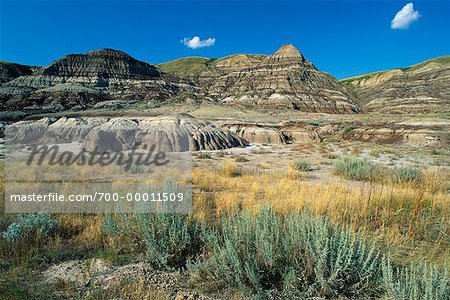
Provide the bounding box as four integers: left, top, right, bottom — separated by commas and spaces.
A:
2, 212, 58, 243
392, 166, 421, 183
191, 207, 382, 298
382, 258, 449, 300
291, 160, 313, 171
102, 213, 201, 269
333, 155, 382, 181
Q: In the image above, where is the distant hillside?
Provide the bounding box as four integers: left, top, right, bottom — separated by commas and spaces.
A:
158, 57, 215, 76
0, 61, 33, 84
158, 54, 265, 76
5, 47, 448, 116
0, 49, 197, 114
341, 56, 450, 113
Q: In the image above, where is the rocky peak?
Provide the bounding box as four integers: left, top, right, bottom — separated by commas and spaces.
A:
201, 44, 359, 113
38, 48, 161, 80
86, 48, 134, 60
265, 44, 304, 63
0, 49, 198, 114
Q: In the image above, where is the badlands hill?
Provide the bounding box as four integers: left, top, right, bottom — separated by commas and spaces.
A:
0, 61, 33, 84
341, 56, 450, 113
7, 114, 247, 152
160, 45, 360, 113
0, 49, 197, 115
1, 45, 359, 117
1, 47, 449, 118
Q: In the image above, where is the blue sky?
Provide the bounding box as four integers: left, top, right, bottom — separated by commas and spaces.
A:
1, 0, 449, 79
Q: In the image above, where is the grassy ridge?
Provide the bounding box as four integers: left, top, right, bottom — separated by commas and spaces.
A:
340, 55, 450, 85
158, 57, 215, 75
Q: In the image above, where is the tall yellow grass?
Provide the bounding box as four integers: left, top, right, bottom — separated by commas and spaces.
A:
192, 162, 450, 265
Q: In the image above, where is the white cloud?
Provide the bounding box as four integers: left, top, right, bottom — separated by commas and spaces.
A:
182, 36, 215, 49
391, 2, 421, 29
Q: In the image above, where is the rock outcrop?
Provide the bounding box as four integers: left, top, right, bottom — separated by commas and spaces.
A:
220, 119, 449, 148
43, 259, 211, 299
341, 56, 450, 113
223, 124, 287, 145
82, 114, 247, 152
6, 114, 247, 152
342, 123, 449, 147
4, 47, 448, 116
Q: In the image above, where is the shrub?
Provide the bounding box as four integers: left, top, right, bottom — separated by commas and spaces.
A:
333, 156, 382, 181
235, 156, 249, 163
101, 213, 120, 236
103, 213, 201, 270
291, 160, 313, 172
392, 166, 422, 183
193, 207, 381, 298
382, 258, 449, 300
136, 214, 201, 269
343, 124, 357, 134
196, 152, 212, 159
222, 160, 242, 177
369, 149, 380, 157
2, 212, 58, 243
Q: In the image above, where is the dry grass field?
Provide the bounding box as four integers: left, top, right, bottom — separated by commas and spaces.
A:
0, 131, 449, 299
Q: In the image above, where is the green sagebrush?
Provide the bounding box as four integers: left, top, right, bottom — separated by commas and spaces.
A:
102, 213, 201, 270
191, 207, 381, 298
382, 258, 449, 300
102, 207, 448, 299
333, 155, 382, 181
333, 156, 423, 184
2, 212, 58, 243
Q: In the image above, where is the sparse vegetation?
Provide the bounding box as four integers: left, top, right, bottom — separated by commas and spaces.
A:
324, 153, 338, 159
234, 155, 249, 162
333, 155, 382, 181
196, 152, 212, 159
158, 57, 212, 75
250, 148, 272, 154
1, 146, 449, 299
221, 160, 242, 177
343, 124, 357, 134
291, 160, 313, 171
216, 151, 227, 158
369, 148, 380, 157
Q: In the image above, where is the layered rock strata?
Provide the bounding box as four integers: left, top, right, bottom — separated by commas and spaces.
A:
341, 56, 450, 113
0, 49, 197, 112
